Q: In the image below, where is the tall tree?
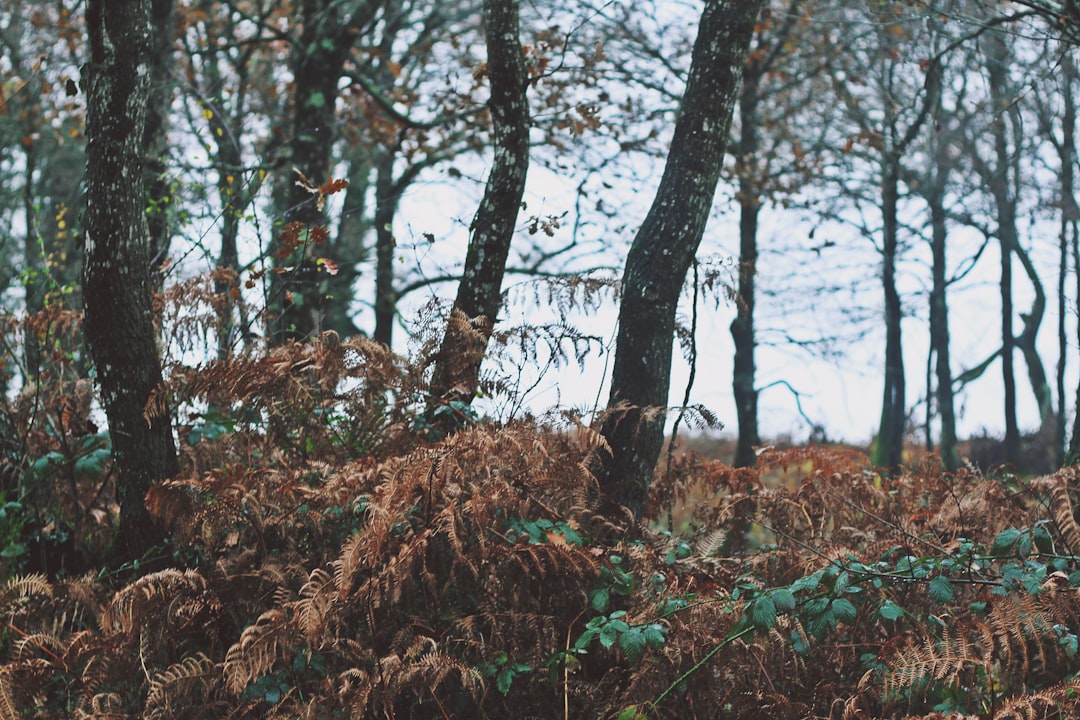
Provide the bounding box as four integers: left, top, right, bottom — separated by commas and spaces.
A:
268, 0, 383, 344
730, 0, 809, 468
822, 3, 941, 469
427, 0, 530, 418
597, 0, 765, 515
83, 0, 180, 554
144, 0, 176, 287
981, 28, 1023, 464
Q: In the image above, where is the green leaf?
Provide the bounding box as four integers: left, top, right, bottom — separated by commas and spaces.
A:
834, 570, 850, 594
619, 628, 647, 661
750, 596, 777, 632
305, 91, 326, 109
74, 448, 110, 478
599, 624, 619, 649
642, 624, 667, 649
878, 600, 904, 621
771, 588, 796, 613
0, 543, 27, 558
992, 528, 1021, 555
590, 587, 610, 613
831, 598, 857, 624
929, 576, 954, 604
496, 666, 514, 694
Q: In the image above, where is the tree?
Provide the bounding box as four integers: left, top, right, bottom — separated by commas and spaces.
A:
729, 0, 813, 467
427, 0, 530, 419
267, 0, 383, 344
819, 2, 945, 470
83, 0, 180, 554
596, 0, 765, 515
176, 0, 284, 358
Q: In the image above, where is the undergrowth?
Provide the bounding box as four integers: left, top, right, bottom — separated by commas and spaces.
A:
3, 306, 1080, 718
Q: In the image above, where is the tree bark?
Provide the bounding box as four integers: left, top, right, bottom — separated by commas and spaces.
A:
427, 0, 530, 416
143, 0, 175, 288
984, 31, 1021, 465
928, 150, 960, 470
269, 0, 380, 344
83, 0, 179, 556
597, 0, 764, 515
872, 152, 907, 469
731, 58, 762, 469
1057, 53, 1077, 466
373, 152, 399, 346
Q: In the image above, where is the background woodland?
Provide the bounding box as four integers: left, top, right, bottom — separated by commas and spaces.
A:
4, 0, 1080, 717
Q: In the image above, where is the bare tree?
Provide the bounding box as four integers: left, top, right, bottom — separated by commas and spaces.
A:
427, 0, 530, 422
597, 0, 765, 515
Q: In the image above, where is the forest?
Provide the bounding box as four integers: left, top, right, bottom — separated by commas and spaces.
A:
4, 0, 1080, 717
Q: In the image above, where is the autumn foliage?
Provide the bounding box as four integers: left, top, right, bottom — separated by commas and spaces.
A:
0, 304, 1079, 719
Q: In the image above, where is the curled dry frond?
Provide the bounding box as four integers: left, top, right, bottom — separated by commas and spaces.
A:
223, 608, 293, 695
145, 652, 220, 718
100, 569, 217, 638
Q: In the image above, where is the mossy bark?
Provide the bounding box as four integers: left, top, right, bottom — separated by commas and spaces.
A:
597, 0, 765, 515
84, 0, 180, 556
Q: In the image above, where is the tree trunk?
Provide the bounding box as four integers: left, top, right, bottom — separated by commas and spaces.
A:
929, 163, 960, 470
597, 0, 765, 515
731, 68, 761, 469
1072, 220, 1080, 458
926, 56, 959, 470
873, 154, 907, 469
1013, 240, 1054, 437
427, 0, 530, 417
83, 0, 179, 557
373, 152, 399, 347
268, 0, 379, 344
985, 31, 1021, 465
1058, 53, 1077, 466
143, 0, 175, 288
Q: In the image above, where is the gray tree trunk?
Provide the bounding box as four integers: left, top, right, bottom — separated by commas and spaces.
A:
83, 0, 179, 556
597, 0, 765, 515
984, 30, 1022, 465
427, 0, 530, 420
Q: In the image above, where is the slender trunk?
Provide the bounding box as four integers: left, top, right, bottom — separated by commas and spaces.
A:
210, 108, 243, 360
985, 32, 1021, 464
874, 154, 906, 469
1059, 54, 1076, 466
731, 69, 761, 469
22, 145, 43, 380
373, 153, 399, 346
1014, 241, 1054, 437
84, 0, 179, 556
269, 33, 341, 343
428, 0, 530, 417
144, 0, 175, 289
1071, 222, 1080, 457
929, 173, 959, 469
268, 0, 380, 344
597, 0, 764, 514
927, 70, 959, 470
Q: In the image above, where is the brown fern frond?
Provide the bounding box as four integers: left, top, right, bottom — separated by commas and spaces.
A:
100, 569, 213, 636
1047, 474, 1080, 554
73, 691, 128, 720
0, 574, 52, 610
994, 679, 1080, 719
294, 568, 335, 640
880, 624, 984, 701
223, 608, 293, 695
144, 652, 220, 718
0, 658, 52, 719
692, 526, 728, 559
